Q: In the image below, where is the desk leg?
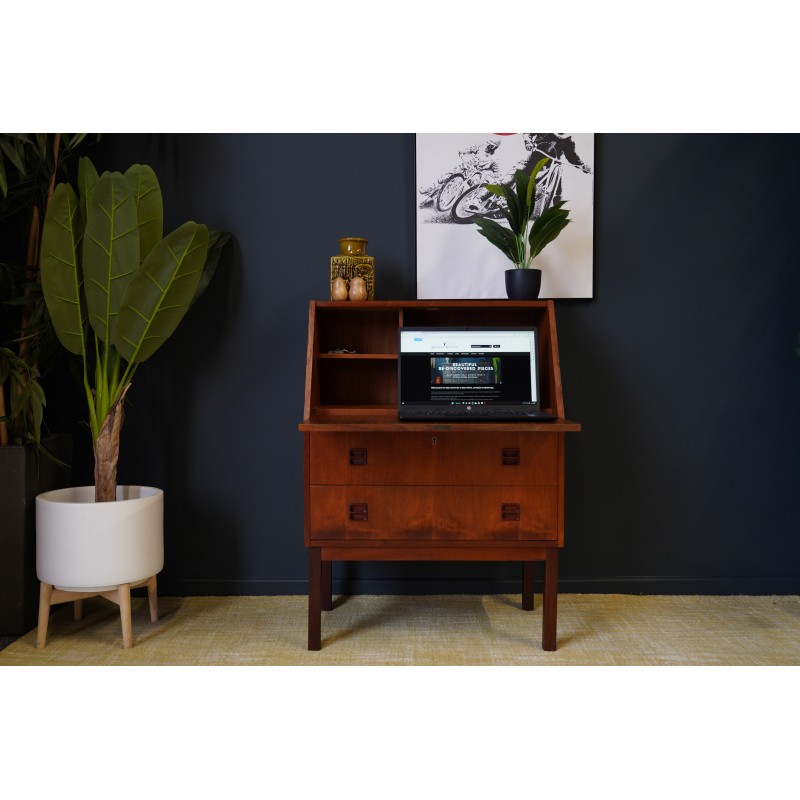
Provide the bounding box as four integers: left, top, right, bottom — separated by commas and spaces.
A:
321, 559, 333, 612
522, 562, 535, 611
308, 547, 322, 651
542, 549, 558, 651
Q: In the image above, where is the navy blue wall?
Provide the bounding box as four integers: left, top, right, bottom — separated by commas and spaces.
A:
54, 133, 800, 595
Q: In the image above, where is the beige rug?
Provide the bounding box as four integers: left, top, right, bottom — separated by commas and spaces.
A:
2, 593, 799, 666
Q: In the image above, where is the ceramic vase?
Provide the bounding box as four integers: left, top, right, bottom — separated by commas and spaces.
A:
505, 268, 542, 300
330, 237, 375, 300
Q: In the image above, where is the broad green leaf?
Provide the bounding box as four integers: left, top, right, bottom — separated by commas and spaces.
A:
514, 170, 530, 228
530, 209, 569, 247
474, 216, 514, 244
191, 230, 231, 307
500, 180, 522, 233
474, 217, 518, 262
485, 183, 521, 233
78, 157, 99, 227
115, 222, 209, 365
484, 183, 506, 197
30, 379, 44, 440
529, 201, 571, 258
9, 374, 25, 418
40, 183, 87, 355
34, 133, 48, 160
83, 171, 139, 345
525, 159, 549, 213
0, 136, 26, 174
124, 164, 163, 262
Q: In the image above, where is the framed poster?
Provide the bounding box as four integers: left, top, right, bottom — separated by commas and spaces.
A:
416, 133, 595, 299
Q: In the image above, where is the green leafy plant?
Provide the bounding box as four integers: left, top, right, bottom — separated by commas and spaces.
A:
473, 158, 571, 269
40, 157, 229, 502
0, 346, 45, 443
1, 133, 97, 449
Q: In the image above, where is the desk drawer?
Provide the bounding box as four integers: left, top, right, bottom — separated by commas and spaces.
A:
308, 485, 558, 541
309, 432, 558, 486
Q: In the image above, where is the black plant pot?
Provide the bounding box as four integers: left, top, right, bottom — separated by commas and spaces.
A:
504, 268, 542, 300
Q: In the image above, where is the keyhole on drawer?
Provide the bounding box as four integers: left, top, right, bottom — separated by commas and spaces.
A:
432, 436, 437, 446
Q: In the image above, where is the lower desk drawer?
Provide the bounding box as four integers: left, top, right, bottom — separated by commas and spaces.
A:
308, 485, 558, 541
309, 432, 558, 486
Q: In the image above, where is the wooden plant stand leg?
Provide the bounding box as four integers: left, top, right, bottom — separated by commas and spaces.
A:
308, 547, 322, 651
38, 585, 96, 648
146, 575, 159, 622
542, 549, 559, 651
522, 561, 535, 611
99, 577, 158, 649
74, 600, 84, 621
37, 582, 54, 649
117, 583, 133, 649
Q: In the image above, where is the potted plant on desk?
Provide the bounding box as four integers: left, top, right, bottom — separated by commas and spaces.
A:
473, 158, 571, 299
34, 156, 229, 647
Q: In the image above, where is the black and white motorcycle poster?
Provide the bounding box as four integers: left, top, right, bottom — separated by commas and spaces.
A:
416, 133, 595, 299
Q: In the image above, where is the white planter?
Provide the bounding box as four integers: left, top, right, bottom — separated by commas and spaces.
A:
36, 486, 164, 593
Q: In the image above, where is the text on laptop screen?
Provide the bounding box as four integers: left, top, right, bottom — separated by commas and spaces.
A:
398, 328, 538, 407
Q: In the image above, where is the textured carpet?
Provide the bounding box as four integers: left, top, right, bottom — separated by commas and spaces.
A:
1, 593, 799, 666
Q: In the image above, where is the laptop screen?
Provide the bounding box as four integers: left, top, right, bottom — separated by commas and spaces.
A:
398, 327, 544, 420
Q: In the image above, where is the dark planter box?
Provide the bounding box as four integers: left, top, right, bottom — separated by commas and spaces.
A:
0, 434, 72, 635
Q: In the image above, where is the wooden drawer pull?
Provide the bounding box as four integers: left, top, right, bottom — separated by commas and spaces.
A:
502, 448, 520, 466
501, 503, 521, 521
349, 503, 368, 521
349, 448, 368, 466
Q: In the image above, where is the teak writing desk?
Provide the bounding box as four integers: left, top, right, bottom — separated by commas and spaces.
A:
299, 300, 580, 650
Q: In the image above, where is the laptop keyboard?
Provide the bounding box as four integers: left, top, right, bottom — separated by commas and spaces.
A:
400, 408, 556, 420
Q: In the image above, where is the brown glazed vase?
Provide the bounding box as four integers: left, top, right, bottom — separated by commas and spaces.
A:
330, 237, 375, 300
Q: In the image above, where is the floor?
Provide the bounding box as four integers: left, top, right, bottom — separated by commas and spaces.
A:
3, 593, 799, 666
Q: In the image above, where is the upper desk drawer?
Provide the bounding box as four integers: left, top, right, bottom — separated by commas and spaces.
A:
309, 431, 559, 486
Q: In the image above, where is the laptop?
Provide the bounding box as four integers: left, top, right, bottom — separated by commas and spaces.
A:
397, 326, 557, 421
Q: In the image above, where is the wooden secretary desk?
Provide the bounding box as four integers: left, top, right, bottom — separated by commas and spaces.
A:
299, 300, 580, 650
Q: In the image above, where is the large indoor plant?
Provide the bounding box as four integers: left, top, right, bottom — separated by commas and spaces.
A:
34, 156, 227, 639
0, 134, 94, 635
40, 156, 227, 501
473, 158, 571, 299
1, 133, 95, 450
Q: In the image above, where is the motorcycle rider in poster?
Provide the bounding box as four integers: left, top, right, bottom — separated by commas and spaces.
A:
418, 137, 502, 208
418, 133, 592, 221
510, 133, 592, 207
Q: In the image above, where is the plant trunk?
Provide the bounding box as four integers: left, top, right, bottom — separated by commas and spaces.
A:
93, 386, 129, 502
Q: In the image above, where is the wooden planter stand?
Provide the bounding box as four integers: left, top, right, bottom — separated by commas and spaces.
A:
37, 575, 158, 649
